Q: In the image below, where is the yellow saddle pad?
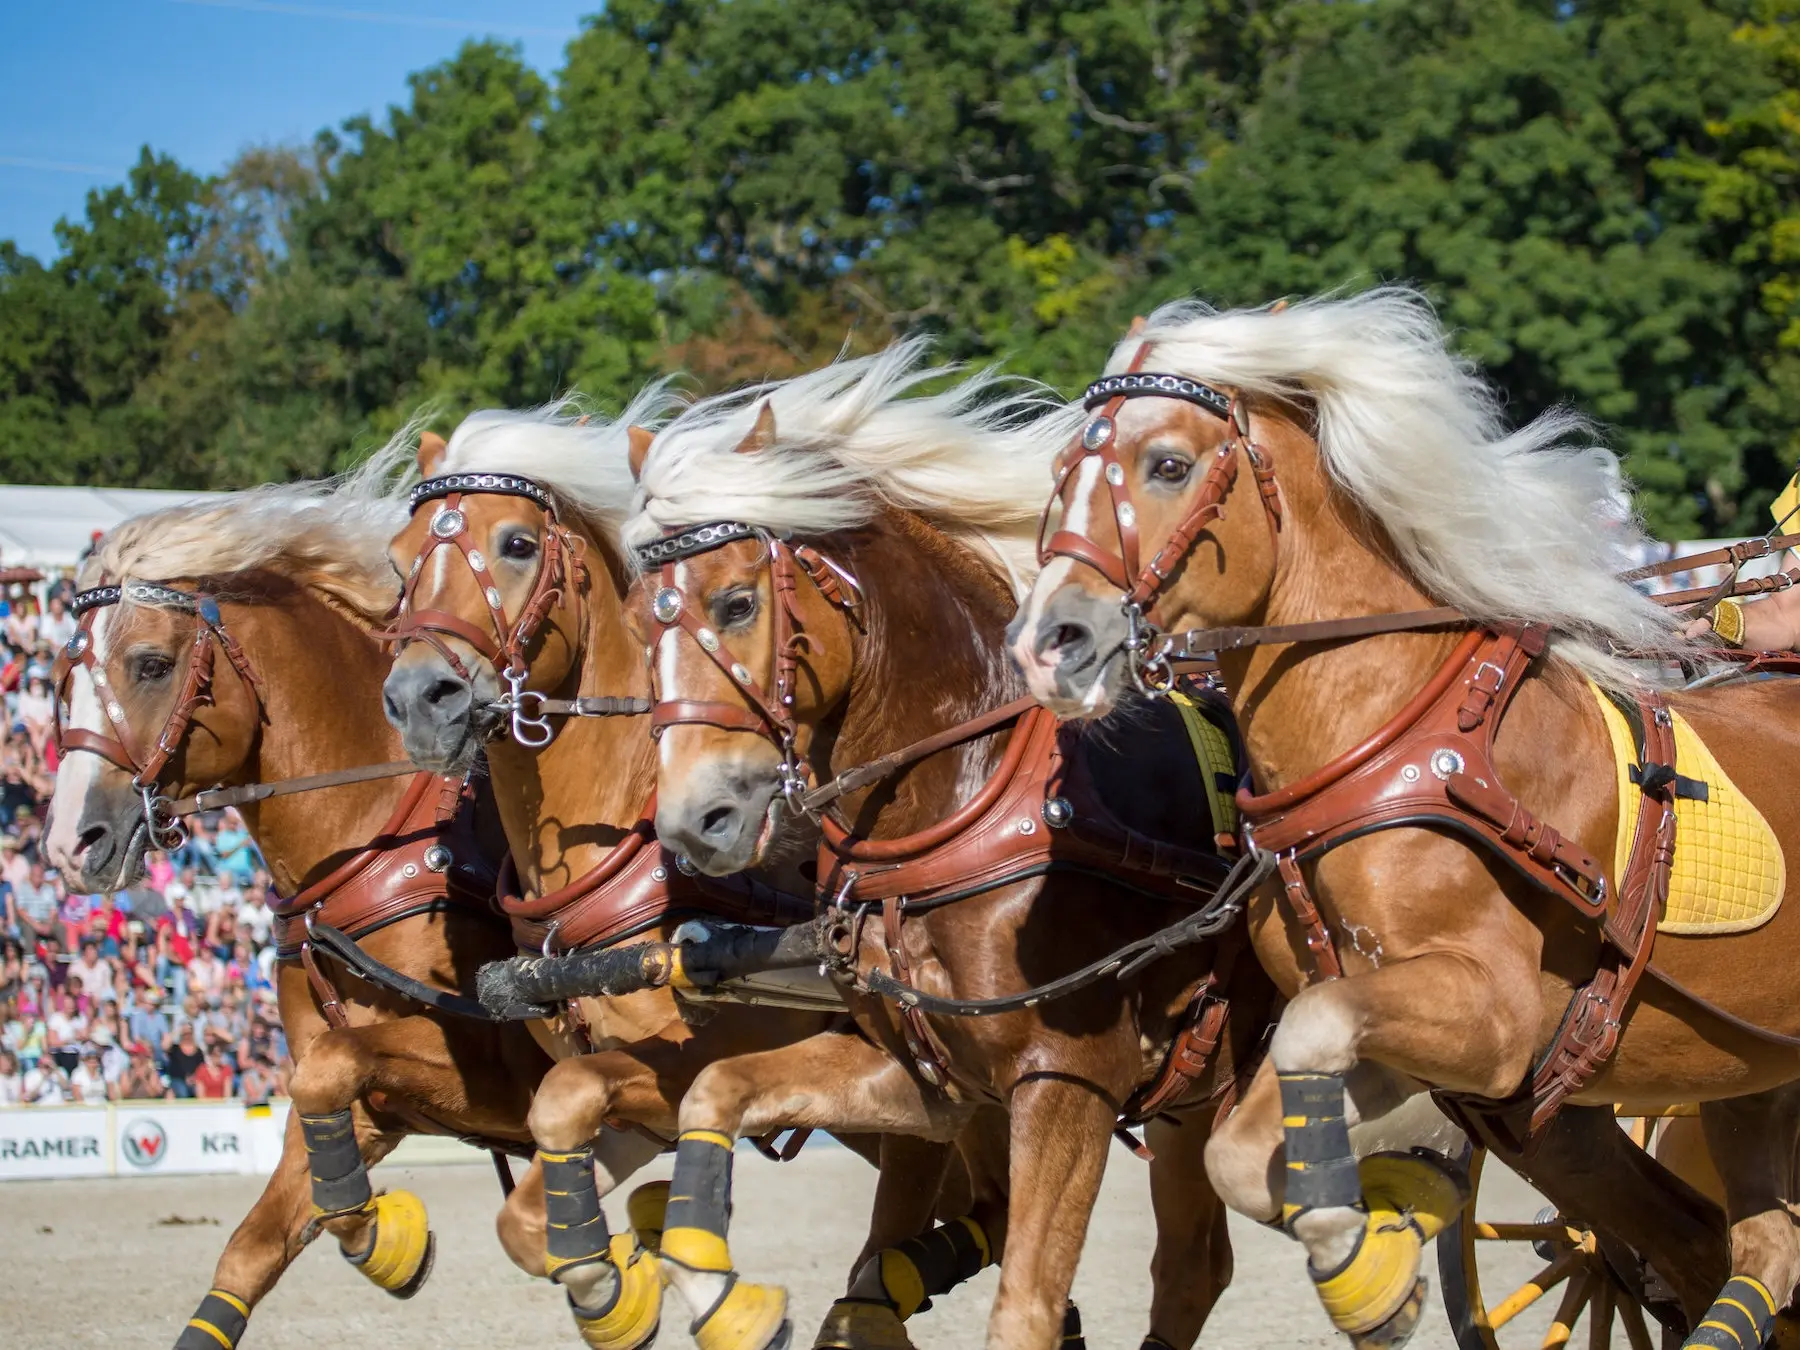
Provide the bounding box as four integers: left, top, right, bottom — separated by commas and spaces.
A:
1590, 685, 1785, 935
1169, 688, 1240, 848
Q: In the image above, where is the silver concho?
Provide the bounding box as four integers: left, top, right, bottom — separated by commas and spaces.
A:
423, 845, 452, 873
1104, 462, 1126, 487
1042, 796, 1074, 829
466, 548, 486, 571
652, 587, 682, 623
91, 669, 107, 687
1429, 748, 1465, 780
1117, 502, 1137, 528
485, 586, 504, 610
1082, 416, 1114, 451
431, 508, 466, 539
730, 662, 752, 685
66, 630, 89, 658
696, 627, 720, 652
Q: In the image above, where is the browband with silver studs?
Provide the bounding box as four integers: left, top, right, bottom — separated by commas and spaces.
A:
410, 473, 557, 514
634, 521, 761, 568
1083, 372, 1233, 420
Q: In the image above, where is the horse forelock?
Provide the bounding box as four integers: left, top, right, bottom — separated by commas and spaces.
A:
624, 338, 1082, 598
1108, 287, 1684, 689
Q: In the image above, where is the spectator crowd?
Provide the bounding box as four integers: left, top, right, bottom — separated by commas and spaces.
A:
0, 580, 294, 1108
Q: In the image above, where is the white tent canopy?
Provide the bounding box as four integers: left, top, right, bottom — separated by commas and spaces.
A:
0, 486, 226, 570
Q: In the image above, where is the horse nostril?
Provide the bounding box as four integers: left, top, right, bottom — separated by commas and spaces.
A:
423, 678, 465, 707
76, 822, 111, 862
1042, 621, 1094, 660
699, 803, 739, 841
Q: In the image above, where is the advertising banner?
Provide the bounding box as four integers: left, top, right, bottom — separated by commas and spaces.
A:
0, 1104, 110, 1180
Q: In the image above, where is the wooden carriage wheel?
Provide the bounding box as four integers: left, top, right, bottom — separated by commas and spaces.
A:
1437, 1139, 1662, 1350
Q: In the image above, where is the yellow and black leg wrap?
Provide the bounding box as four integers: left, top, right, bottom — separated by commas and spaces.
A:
1686, 1276, 1779, 1350
301, 1109, 371, 1217
1063, 1302, 1086, 1348
1279, 1072, 1362, 1230
817, 1216, 991, 1349
664, 1130, 789, 1350
174, 1289, 249, 1349
541, 1149, 662, 1350
1311, 1150, 1469, 1344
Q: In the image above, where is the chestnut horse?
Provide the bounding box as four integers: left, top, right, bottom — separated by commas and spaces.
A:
621, 343, 1279, 1350
41, 474, 551, 1350
1008, 290, 1800, 1349
378, 401, 997, 1350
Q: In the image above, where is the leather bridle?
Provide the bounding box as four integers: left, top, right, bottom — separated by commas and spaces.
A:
632, 522, 863, 817
1038, 347, 1283, 692
390, 472, 590, 747
53, 582, 267, 849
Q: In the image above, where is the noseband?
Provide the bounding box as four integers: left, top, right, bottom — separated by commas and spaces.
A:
1037, 346, 1283, 691
53, 582, 267, 848
391, 472, 589, 747
633, 522, 863, 817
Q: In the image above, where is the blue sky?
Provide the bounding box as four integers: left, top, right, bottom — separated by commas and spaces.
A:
1, 0, 593, 261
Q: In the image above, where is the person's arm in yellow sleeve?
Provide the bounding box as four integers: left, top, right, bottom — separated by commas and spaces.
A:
1684, 587, 1800, 651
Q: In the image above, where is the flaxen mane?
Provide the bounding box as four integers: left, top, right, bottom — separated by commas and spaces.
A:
624, 339, 1085, 594
1115, 288, 1682, 687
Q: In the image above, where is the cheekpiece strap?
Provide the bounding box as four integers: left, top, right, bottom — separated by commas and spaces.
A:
410, 473, 556, 515
1083, 372, 1234, 421
635, 521, 760, 569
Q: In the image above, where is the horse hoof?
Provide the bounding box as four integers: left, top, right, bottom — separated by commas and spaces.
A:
343, 1190, 435, 1298
811, 1298, 913, 1350
1348, 1278, 1425, 1350
572, 1235, 663, 1350
691, 1278, 790, 1350
628, 1181, 670, 1255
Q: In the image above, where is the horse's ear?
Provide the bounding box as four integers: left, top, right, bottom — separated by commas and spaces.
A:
627, 425, 656, 481
1268, 299, 1290, 315
737, 402, 778, 455
417, 431, 447, 477
1126, 315, 1148, 337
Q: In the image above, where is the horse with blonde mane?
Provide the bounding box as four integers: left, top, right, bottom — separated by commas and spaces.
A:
378, 394, 1013, 1350
616, 343, 1279, 1350
1008, 289, 1800, 1349
41, 472, 551, 1350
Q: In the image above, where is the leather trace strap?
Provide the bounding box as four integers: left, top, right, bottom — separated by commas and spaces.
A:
633, 522, 864, 816
54, 581, 267, 848
388, 472, 591, 745
1037, 343, 1284, 691
1238, 625, 1669, 1139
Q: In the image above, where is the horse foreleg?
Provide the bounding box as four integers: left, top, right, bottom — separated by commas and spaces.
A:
172, 1108, 326, 1349
1685, 1085, 1800, 1350
978, 1072, 1113, 1350
520, 1044, 699, 1349
1261, 951, 1534, 1349
284, 1016, 479, 1299
1141, 1109, 1233, 1350
663, 1029, 971, 1350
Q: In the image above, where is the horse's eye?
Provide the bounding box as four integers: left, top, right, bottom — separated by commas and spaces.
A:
721, 593, 756, 626
133, 655, 174, 683
502, 533, 539, 561
1149, 455, 1194, 485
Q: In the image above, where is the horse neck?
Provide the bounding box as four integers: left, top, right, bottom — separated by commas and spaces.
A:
1218, 427, 1462, 795
228, 579, 419, 895
831, 512, 1022, 837
483, 532, 655, 894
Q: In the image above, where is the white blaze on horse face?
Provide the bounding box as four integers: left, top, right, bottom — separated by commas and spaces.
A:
655, 561, 690, 770
1011, 455, 1105, 693
44, 614, 114, 874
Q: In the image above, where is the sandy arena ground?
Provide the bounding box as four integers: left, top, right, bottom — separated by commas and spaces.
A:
0, 1143, 1561, 1349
